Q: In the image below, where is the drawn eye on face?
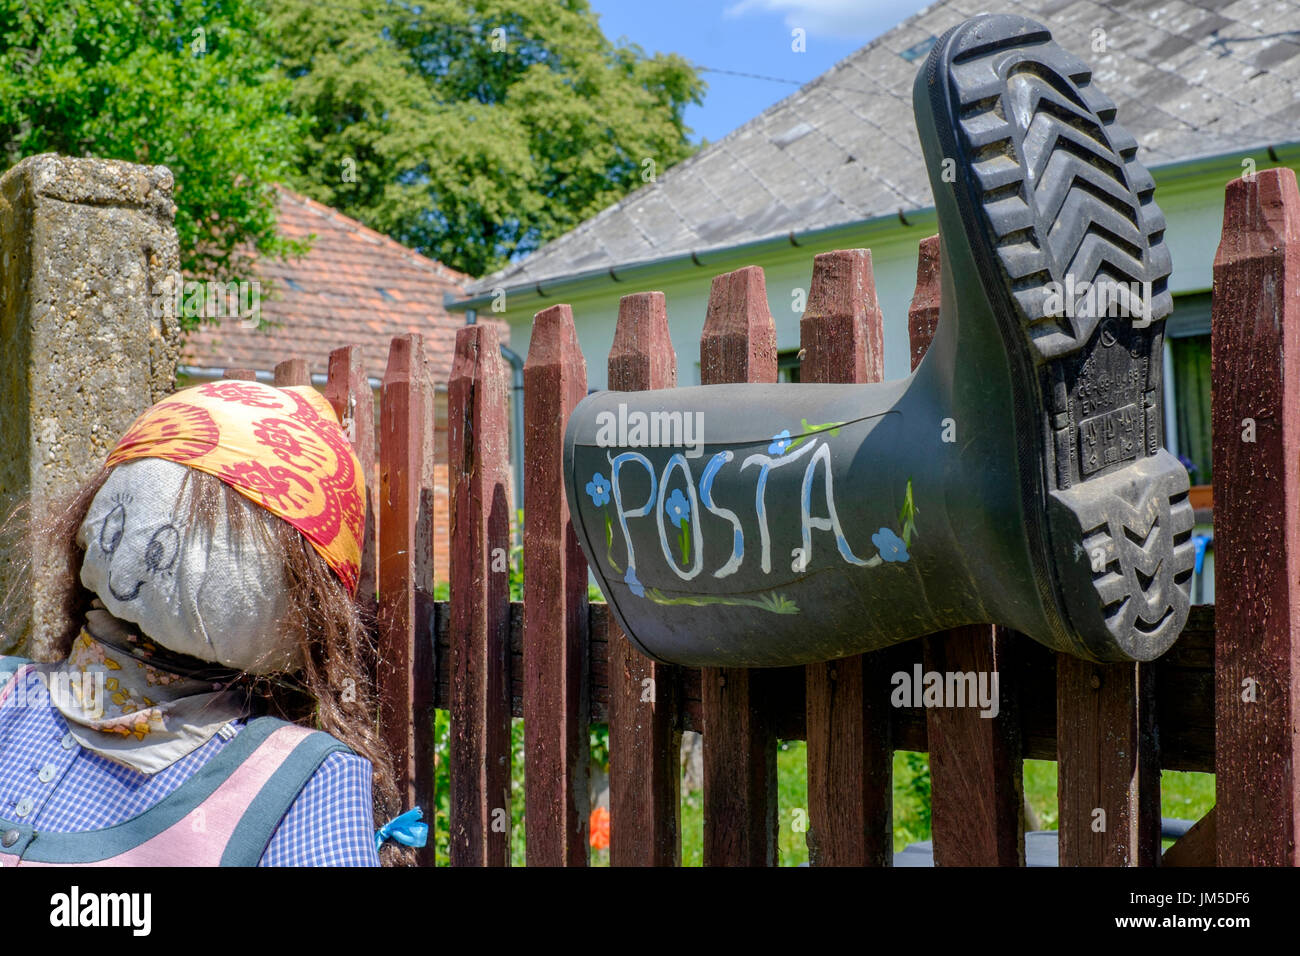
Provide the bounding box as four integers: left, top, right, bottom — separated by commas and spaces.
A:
99, 504, 126, 555
144, 524, 180, 575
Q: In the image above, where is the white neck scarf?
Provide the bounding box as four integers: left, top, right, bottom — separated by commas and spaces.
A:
35, 605, 249, 775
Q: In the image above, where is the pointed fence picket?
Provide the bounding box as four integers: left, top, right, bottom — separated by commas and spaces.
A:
605, 291, 683, 866
797, 249, 895, 867
377, 334, 437, 867
698, 265, 780, 866
1211, 167, 1300, 865
522, 304, 591, 866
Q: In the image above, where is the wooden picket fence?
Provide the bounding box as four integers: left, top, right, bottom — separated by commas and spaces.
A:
233, 166, 1300, 866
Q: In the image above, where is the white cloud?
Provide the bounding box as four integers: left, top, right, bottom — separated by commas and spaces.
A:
724, 0, 934, 38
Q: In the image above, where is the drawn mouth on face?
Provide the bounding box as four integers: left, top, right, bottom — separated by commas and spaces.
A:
107, 573, 146, 602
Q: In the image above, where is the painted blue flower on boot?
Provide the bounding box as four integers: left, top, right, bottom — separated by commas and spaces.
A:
768, 429, 792, 456
872, 527, 909, 563
664, 488, 691, 528
586, 473, 610, 507
624, 567, 645, 597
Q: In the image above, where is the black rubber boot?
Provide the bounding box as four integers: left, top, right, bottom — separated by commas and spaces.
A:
562, 14, 1193, 666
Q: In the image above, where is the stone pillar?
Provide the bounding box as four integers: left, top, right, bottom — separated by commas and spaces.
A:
0, 154, 180, 657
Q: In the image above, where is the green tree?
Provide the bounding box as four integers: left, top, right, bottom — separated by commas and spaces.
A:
271, 0, 704, 278
0, 0, 306, 293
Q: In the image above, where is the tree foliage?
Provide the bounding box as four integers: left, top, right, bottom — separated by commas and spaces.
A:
0, 0, 704, 286
0, 0, 306, 282
271, 0, 705, 277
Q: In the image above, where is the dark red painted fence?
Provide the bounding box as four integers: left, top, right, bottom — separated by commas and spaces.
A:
239, 168, 1300, 866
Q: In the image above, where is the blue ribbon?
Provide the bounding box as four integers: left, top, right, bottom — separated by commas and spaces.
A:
375, 807, 429, 852
1192, 533, 1213, 576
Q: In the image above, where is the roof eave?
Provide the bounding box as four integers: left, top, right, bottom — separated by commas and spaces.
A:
446, 141, 1300, 315
446, 206, 939, 313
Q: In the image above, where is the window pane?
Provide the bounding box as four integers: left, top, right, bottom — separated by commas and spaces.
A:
777, 349, 801, 383
1170, 332, 1211, 485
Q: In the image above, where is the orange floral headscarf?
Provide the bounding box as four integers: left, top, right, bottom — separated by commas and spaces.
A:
104, 380, 365, 593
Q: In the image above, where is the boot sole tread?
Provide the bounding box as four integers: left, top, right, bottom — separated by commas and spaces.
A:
933, 14, 1194, 660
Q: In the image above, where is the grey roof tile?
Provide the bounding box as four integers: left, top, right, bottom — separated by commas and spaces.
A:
621, 188, 688, 247
465, 0, 1300, 296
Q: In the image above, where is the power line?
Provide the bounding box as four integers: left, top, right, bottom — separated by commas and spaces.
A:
696, 66, 805, 86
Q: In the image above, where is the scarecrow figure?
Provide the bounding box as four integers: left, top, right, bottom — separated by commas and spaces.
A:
0, 379, 424, 866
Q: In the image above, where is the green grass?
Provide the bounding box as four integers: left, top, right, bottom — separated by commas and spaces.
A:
432, 731, 1215, 865
1023, 758, 1216, 847
672, 745, 936, 865
1024, 758, 1059, 829
679, 748, 1216, 866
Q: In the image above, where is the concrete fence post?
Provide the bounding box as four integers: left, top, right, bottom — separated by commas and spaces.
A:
0, 154, 181, 657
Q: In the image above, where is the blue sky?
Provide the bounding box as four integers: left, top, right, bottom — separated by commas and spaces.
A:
589, 0, 937, 144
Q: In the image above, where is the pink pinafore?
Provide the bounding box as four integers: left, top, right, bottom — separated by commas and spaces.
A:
0, 659, 349, 867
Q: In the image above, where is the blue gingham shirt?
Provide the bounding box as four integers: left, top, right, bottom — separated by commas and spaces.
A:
0, 665, 379, 866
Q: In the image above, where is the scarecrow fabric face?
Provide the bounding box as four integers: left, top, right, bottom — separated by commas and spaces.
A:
77, 457, 300, 675
104, 379, 365, 593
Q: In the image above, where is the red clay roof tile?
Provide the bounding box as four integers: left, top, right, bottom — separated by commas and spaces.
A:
182, 186, 482, 385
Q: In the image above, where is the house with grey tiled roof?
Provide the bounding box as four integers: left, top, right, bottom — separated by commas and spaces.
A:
449, 0, 1300, 600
